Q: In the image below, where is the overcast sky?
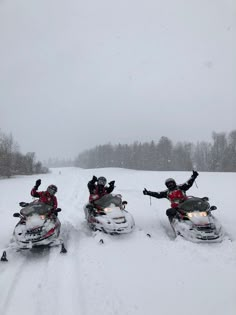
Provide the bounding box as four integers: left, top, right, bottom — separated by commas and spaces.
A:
0, 0, 235, 161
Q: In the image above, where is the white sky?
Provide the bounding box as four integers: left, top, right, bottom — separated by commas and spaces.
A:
0, 0, 235, 161
0, 168, 235, 315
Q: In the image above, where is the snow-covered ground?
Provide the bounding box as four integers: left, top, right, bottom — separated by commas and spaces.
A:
0, 167, 235, 315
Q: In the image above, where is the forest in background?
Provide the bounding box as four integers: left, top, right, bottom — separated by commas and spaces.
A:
1, 129, 236, 177
75, 130, 236, 172
0, 130, 48, 177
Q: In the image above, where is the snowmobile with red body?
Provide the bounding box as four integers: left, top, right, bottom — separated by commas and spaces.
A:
84, 194, 135, 235
169, 196, 224, 242
1, 200, 66, 261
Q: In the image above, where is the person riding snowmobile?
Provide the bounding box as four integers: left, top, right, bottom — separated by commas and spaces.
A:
143, 171, 199, 221
87, 176, 115, 215
31, 179, 60, 215
88, 176, 115, 202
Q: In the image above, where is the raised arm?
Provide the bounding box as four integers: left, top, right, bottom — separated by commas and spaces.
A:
179, 171, 199, 191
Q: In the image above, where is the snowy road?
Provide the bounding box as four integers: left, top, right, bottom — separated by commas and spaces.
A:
0, 168, 236, 315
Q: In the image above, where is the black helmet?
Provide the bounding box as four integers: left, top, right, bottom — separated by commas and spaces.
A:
47, 184, 57, 195
165, 178, 176, 190
97, 176, 107, 186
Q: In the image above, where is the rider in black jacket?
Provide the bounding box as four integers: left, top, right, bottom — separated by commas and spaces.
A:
143, 171, 199, 221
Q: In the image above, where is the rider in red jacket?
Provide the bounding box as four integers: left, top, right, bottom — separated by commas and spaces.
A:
143, 171, 199, 221
31, 179, 58, 210
87, 176, 115, 203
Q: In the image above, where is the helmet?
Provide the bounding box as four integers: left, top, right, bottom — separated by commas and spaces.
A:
165, 178, 177, 190
97, 176, 107, 186
47, 184, 57, 195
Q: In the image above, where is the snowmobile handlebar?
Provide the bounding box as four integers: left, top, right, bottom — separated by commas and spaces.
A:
19, 202, 29, 207
209, 205, 217, 211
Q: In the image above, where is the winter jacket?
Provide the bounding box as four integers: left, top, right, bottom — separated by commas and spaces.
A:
31, 188, 58, 210
144, 174, 197, 208
87, 179, 115, 203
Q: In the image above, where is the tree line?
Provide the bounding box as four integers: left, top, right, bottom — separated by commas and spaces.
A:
0, 130, 48, 177
75, 130, 236, 172
1, 128, 235, 175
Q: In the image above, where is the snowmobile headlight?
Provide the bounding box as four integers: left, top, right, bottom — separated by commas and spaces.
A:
103, 207, 112, 213
187, 211, 207, 218
40, 215, 46, 220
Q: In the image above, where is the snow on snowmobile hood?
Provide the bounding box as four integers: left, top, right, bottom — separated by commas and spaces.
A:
20, 201, 53, 217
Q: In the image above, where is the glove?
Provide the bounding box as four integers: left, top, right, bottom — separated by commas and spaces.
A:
109, 180, 115, 186
35, 179, 41, 189
143, 188, 148, 195
192, 170, 199, 178
49, 208, 61, 217
92, 176, 97, 182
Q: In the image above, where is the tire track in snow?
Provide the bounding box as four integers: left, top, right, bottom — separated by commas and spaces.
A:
43, 222, 88, 315
0, 249, 51, 315
0, 255, 27, 315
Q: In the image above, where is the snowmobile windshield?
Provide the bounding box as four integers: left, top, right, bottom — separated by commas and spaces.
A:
179, 197, 210, 212
20, 201, 53, 217
94, 194, 122, 208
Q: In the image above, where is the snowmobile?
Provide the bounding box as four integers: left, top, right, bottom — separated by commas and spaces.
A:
1, 200, 67, 262
169, 196, 224, 242
84, 194, 135, 234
